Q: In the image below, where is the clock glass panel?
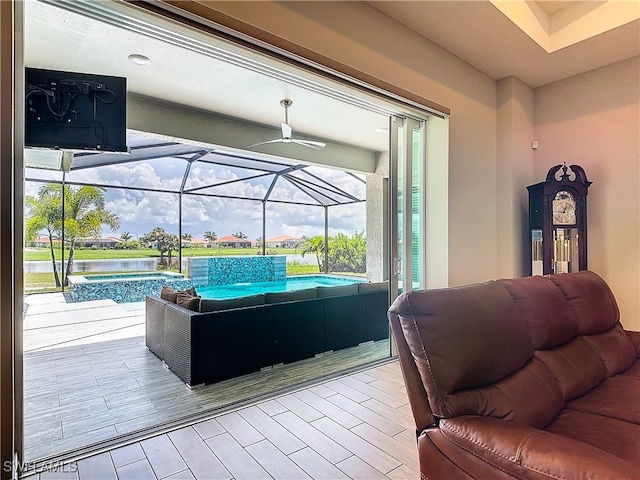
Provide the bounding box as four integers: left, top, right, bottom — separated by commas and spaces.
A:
552, 190, 576, 225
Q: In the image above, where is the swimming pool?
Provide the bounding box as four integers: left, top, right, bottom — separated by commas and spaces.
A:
67, 271, 194, 303
196, 275, 364, 300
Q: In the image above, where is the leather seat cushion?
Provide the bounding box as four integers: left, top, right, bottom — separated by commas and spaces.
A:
566, 374, 640, 424
545, 408, 640, 470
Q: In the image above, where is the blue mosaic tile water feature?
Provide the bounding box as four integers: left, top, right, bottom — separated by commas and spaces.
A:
68, 272, 193, 303
188, 255, 286, 287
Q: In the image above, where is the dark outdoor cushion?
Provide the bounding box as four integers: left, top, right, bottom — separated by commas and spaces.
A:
176, 292, 201, 311
316, 283, 359, 297
265, 288, 317, 303
180, 286, 198, 297
200, 294, 266, 312
160, 285, 178, 303
357, 281, 388, 293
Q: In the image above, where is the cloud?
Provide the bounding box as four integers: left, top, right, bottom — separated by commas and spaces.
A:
27, 159, 368, 240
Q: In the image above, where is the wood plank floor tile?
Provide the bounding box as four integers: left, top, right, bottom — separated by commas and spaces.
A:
311, 417, 401, 474
109, 442, 146, 468
237, 405, 306, 454
335, 455, 388, 480
293, 389, 362, 429
288, 447, 350, 480
76, 452, 117, 480
215, 411, 264, 447
204, 432, 269, 479
167, 427, 230, 480
140, 434, 187, 479
115, 459, 156, 480
62, 400, 158, 437
360, 398, 415, 431
34, 361, 421, 480
275, 394, 323, 423
351, 423, 419, 471
192, 418, 225, 440
338, 376, 406, 408
163, 469, 196, 480
387, 463, 421, 480
257, 398, 288, 417
309, 384, 335, 398
245, 439, 311, 479
326, 394, 405, 436
324, 379, 371, 403
351, 371, 378, 384
38, 470, 79, 480
273, 411, 351, 464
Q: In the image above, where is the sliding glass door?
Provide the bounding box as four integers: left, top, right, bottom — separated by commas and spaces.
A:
390, 117, 426, 300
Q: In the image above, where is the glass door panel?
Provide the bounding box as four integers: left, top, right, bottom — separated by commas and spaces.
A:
390, 117, 426, 300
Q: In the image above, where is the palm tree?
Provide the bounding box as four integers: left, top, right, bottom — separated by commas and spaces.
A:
120, 231, 132, 247
300, 235, 326, 272
26, 183, 120, 286
181, 233, 192, 241
203, 231, 217, 247
25, 189, 64, 287
234, 231, 248, 239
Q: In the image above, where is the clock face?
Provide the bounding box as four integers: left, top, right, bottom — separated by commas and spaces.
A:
552, 190, 576, 225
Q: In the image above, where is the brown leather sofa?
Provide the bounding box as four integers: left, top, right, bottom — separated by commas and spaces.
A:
388, 270, 639, 479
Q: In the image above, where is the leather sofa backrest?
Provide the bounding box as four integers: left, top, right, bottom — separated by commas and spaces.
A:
549, 270, 636, 376
389, 280, 564, 428
498, 274, 608, 401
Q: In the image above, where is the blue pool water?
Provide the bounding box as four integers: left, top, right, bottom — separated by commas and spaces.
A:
84, 272, 183, 281
84, 272, 184, 282
197, 275, 364, 300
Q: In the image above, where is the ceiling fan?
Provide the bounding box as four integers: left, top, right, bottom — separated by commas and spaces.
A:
248, 99, 326, 150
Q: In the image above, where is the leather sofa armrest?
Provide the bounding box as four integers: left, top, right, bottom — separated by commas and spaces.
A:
436, 416, 637, 479
624, 330, 640, 357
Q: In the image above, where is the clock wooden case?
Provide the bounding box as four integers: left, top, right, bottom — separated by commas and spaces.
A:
527, 164, 591, 276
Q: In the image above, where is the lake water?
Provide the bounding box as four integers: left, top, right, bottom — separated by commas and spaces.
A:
24, 254, 316, 273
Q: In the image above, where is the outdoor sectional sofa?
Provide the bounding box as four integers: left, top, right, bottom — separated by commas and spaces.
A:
389, 270, 639, 479
145, 281, 388, 386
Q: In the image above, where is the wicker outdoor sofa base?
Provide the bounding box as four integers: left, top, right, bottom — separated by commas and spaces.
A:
145, 283, 389, 386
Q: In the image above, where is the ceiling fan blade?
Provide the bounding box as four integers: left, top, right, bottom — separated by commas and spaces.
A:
281, 122, 292, 139
247, 138, 284, 148
292, 139, 326, 150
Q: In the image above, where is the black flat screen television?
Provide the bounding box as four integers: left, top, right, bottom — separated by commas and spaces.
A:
25, 67, 127, 152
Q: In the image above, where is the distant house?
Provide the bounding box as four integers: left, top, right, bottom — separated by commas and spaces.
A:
213, 235, 252, 248
265, 235, 301, 248
29, 235, 123, 248
188, 237, 209, 247
31, 236, 54, 248
80, 236, 123, 248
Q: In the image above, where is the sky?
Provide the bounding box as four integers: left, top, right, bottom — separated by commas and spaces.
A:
24, 159, 367, 242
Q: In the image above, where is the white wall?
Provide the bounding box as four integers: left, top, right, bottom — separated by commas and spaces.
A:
534, 56, 640, 330
497, 77, 535, 279
202, 0, 500, 287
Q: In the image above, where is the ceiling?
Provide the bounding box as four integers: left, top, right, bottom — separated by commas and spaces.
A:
24, 0, 639, 156
369, 0, 640, 88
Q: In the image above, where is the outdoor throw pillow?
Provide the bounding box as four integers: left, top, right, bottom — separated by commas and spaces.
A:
180, 286, 198, 297
160, 285, 178, 303
176, 292, 201, 311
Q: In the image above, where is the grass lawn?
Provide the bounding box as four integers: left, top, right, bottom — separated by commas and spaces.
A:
25, 262, 321, 294
24, 246, 302, 261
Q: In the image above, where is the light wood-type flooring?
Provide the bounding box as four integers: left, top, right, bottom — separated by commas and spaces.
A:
23, 294, 413, 479
26, 361, 419, 479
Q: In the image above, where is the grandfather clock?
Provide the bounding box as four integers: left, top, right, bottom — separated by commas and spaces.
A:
527, 164, 591, 276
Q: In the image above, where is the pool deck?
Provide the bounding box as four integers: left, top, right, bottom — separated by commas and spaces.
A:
22, 293, 390, 462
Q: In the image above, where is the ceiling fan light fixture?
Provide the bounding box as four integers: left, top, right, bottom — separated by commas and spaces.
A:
248, 99, 326, 150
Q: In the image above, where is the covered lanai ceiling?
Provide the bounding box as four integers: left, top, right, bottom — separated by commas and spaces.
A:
64, 132, 366, 208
